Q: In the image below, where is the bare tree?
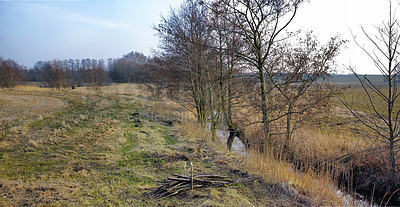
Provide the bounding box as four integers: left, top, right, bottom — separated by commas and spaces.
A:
154, 0, 212, 125
43, 60, 67, 89
155, 0, 248, 142
270, 33, 345, 152
89, 59, 108, 88
210, 0, 304, 149
341, 1, 400, 192
0, 57, 21, 89
208, 1, 249, 147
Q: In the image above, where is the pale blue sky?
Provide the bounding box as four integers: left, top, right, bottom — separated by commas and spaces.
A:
0, 0, 181, 67
0, 0, 392, 74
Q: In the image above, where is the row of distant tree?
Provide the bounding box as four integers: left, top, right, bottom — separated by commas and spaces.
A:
0, 52, 151, 89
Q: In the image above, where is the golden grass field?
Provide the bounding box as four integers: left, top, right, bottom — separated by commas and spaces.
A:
0, 84, 377, 206
0, 94, 66, 123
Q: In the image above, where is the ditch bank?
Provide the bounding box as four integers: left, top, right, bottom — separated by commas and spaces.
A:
214, 125, 385, 206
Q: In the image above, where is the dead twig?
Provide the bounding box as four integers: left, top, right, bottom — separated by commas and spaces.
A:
147, 173, 233, 199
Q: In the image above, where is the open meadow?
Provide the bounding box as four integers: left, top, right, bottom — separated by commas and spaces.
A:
0, 83, 397, 206
0, 84, 326, 206
1, 0, 399, 206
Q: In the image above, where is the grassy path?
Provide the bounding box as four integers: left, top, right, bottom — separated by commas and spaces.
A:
0, 88, 181, 205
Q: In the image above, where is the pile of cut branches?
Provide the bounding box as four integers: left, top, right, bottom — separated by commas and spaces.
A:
147, 174, 233, 199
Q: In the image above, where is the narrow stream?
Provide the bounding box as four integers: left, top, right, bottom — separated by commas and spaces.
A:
207, 122, 247, 154
216, 127, 247, 155
212, 124, 375, 206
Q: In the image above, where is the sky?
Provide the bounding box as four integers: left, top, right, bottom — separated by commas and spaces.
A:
0, 0, 395, 74
289, 0, 393, 75
0, 0, 182, 68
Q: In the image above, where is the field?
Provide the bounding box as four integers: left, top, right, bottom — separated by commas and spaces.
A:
3, 0, 399, 205
0, 84, 330, 206
0, 83, 396, 206
327, 74, 386, 86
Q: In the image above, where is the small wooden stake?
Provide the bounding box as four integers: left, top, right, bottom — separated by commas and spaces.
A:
184, 162, 187, 176
190, 162, 193, 190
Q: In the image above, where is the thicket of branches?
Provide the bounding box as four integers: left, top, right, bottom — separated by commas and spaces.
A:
151, 0, 400, 202
152, 0, 345, 152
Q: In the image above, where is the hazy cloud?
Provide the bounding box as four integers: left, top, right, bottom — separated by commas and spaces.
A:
22, 3, 136, 31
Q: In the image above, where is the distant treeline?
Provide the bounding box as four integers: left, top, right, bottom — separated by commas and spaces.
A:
0, 51, 153, 89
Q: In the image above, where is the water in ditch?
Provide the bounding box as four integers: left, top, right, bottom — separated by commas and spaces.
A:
213, 124, 374, 206
216, 127, 247, 155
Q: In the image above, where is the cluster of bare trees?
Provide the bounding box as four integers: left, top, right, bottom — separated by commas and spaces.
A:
42, 60, 68, 89
1, 51, 152, 90
108, 52, 151, 83
32, 58, 108, 89
152, 0, 400, 200
153, 0, 344, 152
0, 57, 22, 88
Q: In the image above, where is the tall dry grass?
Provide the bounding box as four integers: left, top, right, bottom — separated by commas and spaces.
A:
158, 93, 353, 205
170, 107, 345, 205
224, 107, 369, 206
288, 128, 365, 162
242, 150, 343, 206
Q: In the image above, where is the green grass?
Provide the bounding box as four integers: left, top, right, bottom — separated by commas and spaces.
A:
0, 89, 163, 205
0, 85, 324, 206
333, 85, 400, 115
0, 87, 204, 205
327, 74, 386, 85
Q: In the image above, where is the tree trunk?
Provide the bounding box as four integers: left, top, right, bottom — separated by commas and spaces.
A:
284, 103, 293, 153
389, 134, 398, 190
388, 67, 398, 190
207, 66, 217, 141
259, 62, 271, 150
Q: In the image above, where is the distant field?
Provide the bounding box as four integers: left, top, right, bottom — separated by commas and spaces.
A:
330, 81, 399, 116
326, 74, 386, 86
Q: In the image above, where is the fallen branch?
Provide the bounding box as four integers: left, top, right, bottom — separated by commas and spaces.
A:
147, 173, 233, 199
